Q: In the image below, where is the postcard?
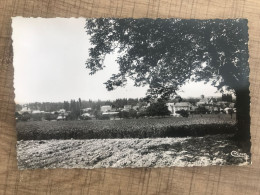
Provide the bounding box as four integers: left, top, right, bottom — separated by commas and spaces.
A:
12, 17, 251, 169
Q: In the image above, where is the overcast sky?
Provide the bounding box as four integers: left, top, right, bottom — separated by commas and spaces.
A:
12, 17, 222, 104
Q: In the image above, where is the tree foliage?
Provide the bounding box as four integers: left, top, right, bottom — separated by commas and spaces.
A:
21, 112, 31, 121
222, 94, 232, 102
146, 102, 171, 117
85, 18, 249, 100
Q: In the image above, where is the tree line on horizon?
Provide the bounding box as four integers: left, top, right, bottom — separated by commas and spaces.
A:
16, 98, 143, 112
16, 95, 233, 113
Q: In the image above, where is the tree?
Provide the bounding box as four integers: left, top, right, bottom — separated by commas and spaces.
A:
15, 112, 22, 120
63, 101, 70, 111
222, 94, 232, 102
15, 104, 22, 112
93, 109, 102, 119
112, 98, 127, 109
21, 112, 31, 121
69, 99, 81, 119
227, 108, 235, 119
31, 113, 43, 121
129, 109, 138, 118
146, 102, 171, 117
118, 110, 130, 119
44, 113, 57, 121
85, 18, 250, 144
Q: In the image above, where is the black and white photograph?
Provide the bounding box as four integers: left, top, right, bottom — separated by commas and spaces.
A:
12, 17, 251, 169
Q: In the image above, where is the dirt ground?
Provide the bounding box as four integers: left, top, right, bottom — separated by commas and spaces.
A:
17, 134, 250, 169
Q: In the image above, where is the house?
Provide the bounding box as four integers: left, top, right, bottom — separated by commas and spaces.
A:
100, 105, 112, 113
57, 109, 66, 114
167, 103, 175, 113
208, 97, 217, 104
167, 102, 192, 116
123, 105, 132, 111
19, 106, 32, 114
175, 102, 192, 111
102, 111, 119, 115
57, 115, 66, 121
81, 113, 94, 120
196, 96, 219, 107
31, 110, 44, 114
81, 108, 92, 113
81, 113, 91, 117
216, 101, 230, 108
196, 97, 209, 106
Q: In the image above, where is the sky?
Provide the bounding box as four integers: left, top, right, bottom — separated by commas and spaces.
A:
12, 17, 222, 104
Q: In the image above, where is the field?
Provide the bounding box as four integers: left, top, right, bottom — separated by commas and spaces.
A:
17, 135, 250, 169
16, 114, 236, 140
16, 114, 248, 169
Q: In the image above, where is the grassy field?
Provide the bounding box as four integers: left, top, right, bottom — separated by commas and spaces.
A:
16, 114, 237, 140
16, 114, 249, 169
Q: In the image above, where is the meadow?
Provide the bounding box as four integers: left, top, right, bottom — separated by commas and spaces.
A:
16, 114, 236, 140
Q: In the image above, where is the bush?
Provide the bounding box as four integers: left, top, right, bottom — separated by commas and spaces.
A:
99, 114, 110, 120
118, 111, 130, 119
31, 113, 43, 121
129, 109, 137, 118
80, 115, 91, 120
176, 109, 189, 117
44, 113, 58, 121
195, 106, 209, 114
21, 112, 31, 121
15, 112, 22, 121
66, 113, 78, 120
137, 110, 148, 118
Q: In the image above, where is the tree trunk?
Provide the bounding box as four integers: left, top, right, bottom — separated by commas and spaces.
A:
235, 88, 251, 152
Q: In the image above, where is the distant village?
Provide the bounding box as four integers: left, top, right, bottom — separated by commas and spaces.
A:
15, 94, 236, 121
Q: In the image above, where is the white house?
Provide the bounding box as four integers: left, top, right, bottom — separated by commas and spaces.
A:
57, 115, 66, 121
81, 113, 90, 117
81, 108, 92, 113
19, 107, 32, 114
167, 103, 175, 114
196, 98, 209, 106
101, 105, 112, 113
32, 110, 44, 114
58, 109, 66, 114
123, 105, 132, 111
175, 102, 192, 111
167, 102, 192, 116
